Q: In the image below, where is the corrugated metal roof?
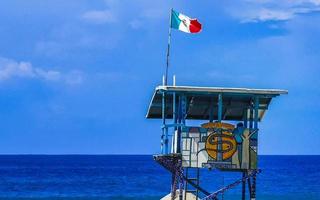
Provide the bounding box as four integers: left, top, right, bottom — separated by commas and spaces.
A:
155, 85, 288, 95
146, 85, 287, 121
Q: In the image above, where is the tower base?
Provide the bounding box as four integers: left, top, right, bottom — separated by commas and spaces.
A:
161, 190, 200, 200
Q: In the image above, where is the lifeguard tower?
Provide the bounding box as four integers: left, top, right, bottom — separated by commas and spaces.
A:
146, 85, 287, 200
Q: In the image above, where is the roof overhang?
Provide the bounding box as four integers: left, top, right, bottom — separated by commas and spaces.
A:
146, 85, 288, 121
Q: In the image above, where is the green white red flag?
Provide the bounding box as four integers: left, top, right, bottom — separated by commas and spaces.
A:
171, 10, 202, 34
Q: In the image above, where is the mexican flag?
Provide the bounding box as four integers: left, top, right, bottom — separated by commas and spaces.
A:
171, 10, 202, 34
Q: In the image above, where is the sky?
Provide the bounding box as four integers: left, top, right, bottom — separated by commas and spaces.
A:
0, 0, 320, 155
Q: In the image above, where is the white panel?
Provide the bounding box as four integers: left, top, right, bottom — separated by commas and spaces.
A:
190, 153, 198, 168
182, 138, 191, 151
198, 150, 208, 167
191, 138, 199, 153
198, 142, 205, 150
189, 132, 200, 138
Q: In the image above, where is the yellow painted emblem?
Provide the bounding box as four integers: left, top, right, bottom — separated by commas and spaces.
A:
202, 122, 237, 160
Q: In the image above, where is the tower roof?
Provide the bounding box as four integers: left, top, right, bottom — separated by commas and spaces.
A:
146, 85, 287, 121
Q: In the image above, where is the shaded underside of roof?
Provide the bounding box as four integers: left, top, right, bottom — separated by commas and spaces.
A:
146, 86, 287, 121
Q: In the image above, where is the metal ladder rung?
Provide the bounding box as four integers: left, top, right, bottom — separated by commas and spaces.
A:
186, 190, 198, 193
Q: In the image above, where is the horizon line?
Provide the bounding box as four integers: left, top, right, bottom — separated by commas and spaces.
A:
0, 154, 319, 156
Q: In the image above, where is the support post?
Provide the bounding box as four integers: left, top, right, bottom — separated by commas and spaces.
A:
244, 110, 248, 128
242, 172, 246, 200
161, 92, 166, 154
248, 175, 252, 199
176, 95, 186, 154
254, 97, 259, 129
165, 128, 169, 154
251, 173, 257, 199
252, 96, 259, 200
217, 94, 223, 161
196, 168, 200, 199
181, 95, 187, 125
249, 100, 253, 129
209, 97, 214, 122
176, 96, 182, 153
218, 94, 222, 122
172, 91, 177, 153
164, 93, 169, 154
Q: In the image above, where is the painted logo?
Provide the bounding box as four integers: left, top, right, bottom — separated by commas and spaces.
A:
203, 122, 237, 161
205, 132, 237, 160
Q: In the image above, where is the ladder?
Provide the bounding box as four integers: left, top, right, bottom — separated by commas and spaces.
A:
185, 167, 200, 199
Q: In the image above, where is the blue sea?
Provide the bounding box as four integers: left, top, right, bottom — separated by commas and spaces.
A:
0, 155, 319, 200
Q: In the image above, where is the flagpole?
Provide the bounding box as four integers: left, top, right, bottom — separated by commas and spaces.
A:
165, 8, 173, 86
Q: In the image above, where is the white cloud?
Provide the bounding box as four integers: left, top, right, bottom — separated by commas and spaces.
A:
242, 8, 294, 22
81, 0, 169, 28
82, 10, 116, 24
229, 0, 320, 22
0, 57, 83, 85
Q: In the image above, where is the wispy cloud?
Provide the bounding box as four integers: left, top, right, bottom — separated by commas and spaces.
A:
242, 8, 294, 22
82, 0, 169, 28
82, 10, 116, 24
0, 57, 83, 85
228, 0, 320, 22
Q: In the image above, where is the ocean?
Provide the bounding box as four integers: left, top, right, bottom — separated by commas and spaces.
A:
0, 155, 319, 200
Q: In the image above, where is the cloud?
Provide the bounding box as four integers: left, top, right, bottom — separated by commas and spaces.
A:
82, 10, 116, 24
81, 0, 169, 28
243, 8, 294, 22
0, 57, 83, 85
228, 0, 320, 22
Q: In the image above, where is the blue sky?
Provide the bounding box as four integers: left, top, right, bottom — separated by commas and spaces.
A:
0, 0, 319, 155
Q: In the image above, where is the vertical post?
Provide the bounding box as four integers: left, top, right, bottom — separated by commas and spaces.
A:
172, 76, 176, 152
172, 90, 177, 153
161, 91, 167, 154
248, 175, 252, 199
217, 94, 223, 161
244, 109, 248, 128
209, 97, 214, 122
164, 93, 169, 154
254, 97, 259, 129
184, 168, 188, 200
218, 94, 222, 122
249, 100, 253, 130
251, 173, 257, 199
242, 172, 246, 200
179, 96, 186, 200
196, 168, 200, 199
179, 158, 184, 200
252, 96, 259, 200
165, 125, 169, 154
176, 95, 186, 154
165, 8, 173, 86
177, 96, 182, 153
182, 95, 187, 125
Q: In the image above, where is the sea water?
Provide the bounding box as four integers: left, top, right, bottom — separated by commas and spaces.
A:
0, 155, 319, 200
